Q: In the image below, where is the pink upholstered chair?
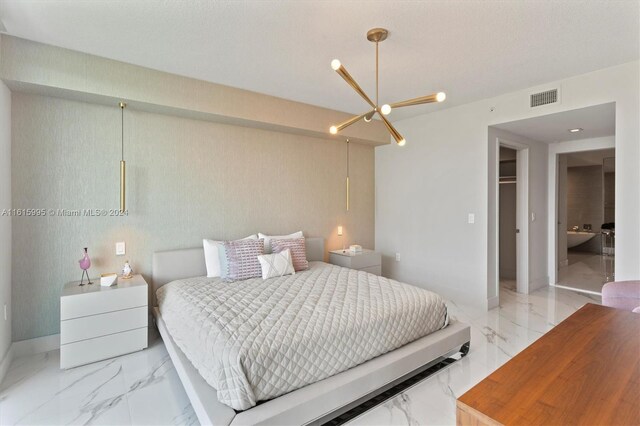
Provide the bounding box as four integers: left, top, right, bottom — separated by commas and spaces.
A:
602, 281, 640, 313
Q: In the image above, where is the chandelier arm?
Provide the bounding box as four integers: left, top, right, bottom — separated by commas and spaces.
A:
335, 64, 376, 109
379, 113, 405, 145
332, 109, 376, 133
388, 93, 442, 109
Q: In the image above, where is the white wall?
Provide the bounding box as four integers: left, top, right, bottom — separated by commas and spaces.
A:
0, 80, 11, 378
376, 61, 639, 309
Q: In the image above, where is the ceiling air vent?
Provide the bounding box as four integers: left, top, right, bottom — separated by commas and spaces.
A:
530, 89, 558, 107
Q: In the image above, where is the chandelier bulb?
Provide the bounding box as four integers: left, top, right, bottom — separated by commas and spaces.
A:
331, 59, 341, 71
330, 126, 338, 135
397, 138, 406, 147
380, 104, 391, 115
436, 92, 446, 102
363, 111, 375, 122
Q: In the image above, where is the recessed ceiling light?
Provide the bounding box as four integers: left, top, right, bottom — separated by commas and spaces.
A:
568, 128, 583, 133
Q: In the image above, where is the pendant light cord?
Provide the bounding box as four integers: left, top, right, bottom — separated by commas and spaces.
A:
121, 104, 124, 161
375, 42, 379, 107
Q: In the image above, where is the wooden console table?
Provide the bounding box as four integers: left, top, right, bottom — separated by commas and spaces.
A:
457, 304, 639, 425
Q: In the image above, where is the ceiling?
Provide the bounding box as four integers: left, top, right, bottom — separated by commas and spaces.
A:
0, 1, 638, 121
493, 102, 615, 143
565, 149, 615, 168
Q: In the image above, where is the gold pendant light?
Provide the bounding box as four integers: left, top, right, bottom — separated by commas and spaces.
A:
330, 28, 446, 146
346, 138, 350, 211
119, 102, 126, 213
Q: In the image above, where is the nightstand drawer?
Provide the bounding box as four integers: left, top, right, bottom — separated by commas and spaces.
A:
60, 327, 147, 369
360, 265, 382, 276
348, 253, 381, 269
329, 250, 381, 269
61, 284, 147, 320
61, 306, 148, 345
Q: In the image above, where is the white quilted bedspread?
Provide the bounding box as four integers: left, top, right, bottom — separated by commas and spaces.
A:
156, 261, 448, 411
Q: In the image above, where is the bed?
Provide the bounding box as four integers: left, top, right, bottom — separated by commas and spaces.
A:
152, 237, 470, 425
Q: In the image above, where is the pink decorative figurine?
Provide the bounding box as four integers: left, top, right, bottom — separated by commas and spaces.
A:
78, 247, 93, 286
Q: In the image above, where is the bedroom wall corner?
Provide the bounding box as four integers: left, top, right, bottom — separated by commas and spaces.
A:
0, 79, 13, 382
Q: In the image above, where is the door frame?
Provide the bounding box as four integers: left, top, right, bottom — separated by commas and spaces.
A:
495, 138, 530, 296
546, 136, 616, 284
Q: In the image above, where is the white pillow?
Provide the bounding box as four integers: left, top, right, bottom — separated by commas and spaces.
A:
203, 234, 257, 278
257, 249, 295, 280
258, 231, 303, 253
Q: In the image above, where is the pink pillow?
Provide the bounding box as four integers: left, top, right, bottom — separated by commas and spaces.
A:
219, 239, 264, 281
271, 238, 308, 271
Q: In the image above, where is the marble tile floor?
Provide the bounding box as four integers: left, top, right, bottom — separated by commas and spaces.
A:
0, 327, 198, 426
556, 251, 615, 295
347, 283, 600, 426
0, 285, 600, 426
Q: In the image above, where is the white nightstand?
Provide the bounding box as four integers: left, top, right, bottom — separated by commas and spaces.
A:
60, 274, 148, 369
329, 249, 382, 276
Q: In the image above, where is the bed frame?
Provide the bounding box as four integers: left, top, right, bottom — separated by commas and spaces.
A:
152, 237, 471, 426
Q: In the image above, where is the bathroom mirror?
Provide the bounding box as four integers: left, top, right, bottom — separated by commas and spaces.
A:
603, 157, 615, 224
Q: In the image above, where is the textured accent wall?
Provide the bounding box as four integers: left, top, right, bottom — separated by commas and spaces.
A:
567, 165, 603, 230
12, 93, 374, 341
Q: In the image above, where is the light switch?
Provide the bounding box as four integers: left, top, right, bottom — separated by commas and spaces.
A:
531, 212, 536, 222
116, 241, 126, 256
468, 213, 475, 224
395, 253, 401, 262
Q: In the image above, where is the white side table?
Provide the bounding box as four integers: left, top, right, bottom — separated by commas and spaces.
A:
60, 274, 148, 369
329, 249, 382, 276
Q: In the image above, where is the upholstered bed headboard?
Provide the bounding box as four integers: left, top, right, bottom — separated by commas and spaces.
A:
151, 237, 325, 299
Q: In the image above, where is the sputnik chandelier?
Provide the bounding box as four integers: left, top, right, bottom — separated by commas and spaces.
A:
329, 28, 446, 146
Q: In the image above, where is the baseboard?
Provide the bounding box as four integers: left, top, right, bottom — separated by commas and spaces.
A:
12, 333, 60, 358
529, 276, 549, 292
487, 296, 499, 310
0, 345, 14, 385
553, 283, 602, 297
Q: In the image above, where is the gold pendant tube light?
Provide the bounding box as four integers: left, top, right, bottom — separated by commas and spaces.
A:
329, 28, 446, 146
346, 138, 350, 211
119, 102, 127, 213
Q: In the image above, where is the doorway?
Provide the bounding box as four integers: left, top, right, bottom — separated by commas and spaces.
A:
497, 140, 530, 296
554, 148, 616, 295
499, 147, 518, 290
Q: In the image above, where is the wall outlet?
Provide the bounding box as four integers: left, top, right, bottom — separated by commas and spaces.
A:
395, 253, 401, 262
116, 241, 126, 256
468, 213, 475, 224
